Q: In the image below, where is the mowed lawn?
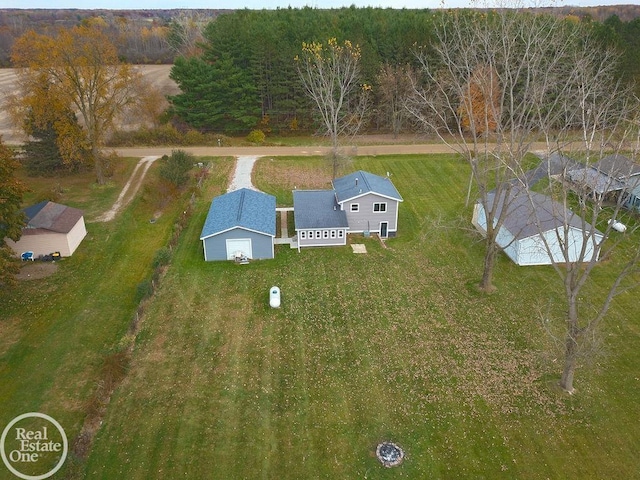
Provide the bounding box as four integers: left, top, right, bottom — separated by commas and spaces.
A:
80, 155, 640, 479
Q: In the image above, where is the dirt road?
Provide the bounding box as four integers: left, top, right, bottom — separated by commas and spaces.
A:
113, 143, 461, 158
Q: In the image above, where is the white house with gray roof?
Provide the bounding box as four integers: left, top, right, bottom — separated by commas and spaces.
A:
293, 170, 403, 249
200, 188, 276, 261
473, 187, 603, 266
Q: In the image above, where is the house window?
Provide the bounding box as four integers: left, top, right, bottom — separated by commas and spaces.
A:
323, 230, 329, 239
350, 203, 359, 212
373, 202, 387, 212
338, 230, 344, 238
300, 231, 306, 240
316, 231, 321, 239
330, 230, 336, 238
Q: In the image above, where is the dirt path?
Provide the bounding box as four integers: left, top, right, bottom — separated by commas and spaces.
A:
96, 155, 159, 222
113, 143, 461, 158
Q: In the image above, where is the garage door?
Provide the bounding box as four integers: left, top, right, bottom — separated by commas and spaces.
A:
226, 238, 252, 260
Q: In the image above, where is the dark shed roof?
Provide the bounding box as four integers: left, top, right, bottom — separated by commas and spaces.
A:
22, 201, 84, 234
486, 187, 601, 240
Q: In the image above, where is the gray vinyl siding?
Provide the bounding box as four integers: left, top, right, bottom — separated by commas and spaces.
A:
297, 228, 347, 248
342, 193, 399, 234
202, 227, 273, 261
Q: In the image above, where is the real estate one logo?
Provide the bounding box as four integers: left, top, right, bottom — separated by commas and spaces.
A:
1, 412, 68, 480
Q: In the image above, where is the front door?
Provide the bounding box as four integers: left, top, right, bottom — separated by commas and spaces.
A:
379, 221, 388, 238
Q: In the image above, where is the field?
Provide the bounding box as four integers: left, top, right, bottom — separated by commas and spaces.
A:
0, 65, 177, 145
1, 154, 639, 479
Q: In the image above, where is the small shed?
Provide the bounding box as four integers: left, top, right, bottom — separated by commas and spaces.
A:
200, 188, 276, 261
473, 188, 603, 266
6, 201, 87, 258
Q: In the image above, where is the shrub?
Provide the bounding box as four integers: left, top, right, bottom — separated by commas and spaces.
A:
246, 129, 266, 144
152, 247, 171, 269
158, 150, 194, 187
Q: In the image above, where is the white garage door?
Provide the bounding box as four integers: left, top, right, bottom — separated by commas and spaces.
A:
226, 238, 252, 260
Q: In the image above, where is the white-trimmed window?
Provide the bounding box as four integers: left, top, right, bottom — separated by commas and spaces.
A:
373, 202, 387, 212
338, 230, 344, 238
316, 231, 321, 239
350, 203, 359, 212
300, 231, 306, 240
323, 230, 329, 239
330, 230, 336, 238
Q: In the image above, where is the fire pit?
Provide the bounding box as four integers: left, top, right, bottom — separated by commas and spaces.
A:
376, 441, 404, 467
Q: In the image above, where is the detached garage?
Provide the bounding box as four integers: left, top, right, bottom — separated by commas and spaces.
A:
200, 188, 276, 261
6, 201, 87, 258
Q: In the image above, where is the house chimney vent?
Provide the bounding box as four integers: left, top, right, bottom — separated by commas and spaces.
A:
355, 178, 358, 186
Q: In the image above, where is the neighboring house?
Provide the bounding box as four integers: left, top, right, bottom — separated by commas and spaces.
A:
200, 188, 276, 261
333, 170, 403, 238
293, 190, 349, 249
472, 187, 603, 266
566, 154, 640, 211
292, 170, 403, 249
6, 201, 87, 258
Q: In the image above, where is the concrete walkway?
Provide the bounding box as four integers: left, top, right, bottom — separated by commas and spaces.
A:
275, 207, 296, 248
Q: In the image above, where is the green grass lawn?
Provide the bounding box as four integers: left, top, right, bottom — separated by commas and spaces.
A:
83, 155, 638, 478
2, 154, 639, 479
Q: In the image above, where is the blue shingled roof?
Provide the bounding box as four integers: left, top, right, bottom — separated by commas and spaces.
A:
293, 190, 349, 229
333, 170, 403, 203
200, 188, 276, 239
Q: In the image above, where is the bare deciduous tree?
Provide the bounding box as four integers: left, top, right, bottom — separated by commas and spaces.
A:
407, 5, 640, 392
166, 10, 211, 58
407, 8, 594, 291
296, 38, 370, 178
376, 63, 416, 138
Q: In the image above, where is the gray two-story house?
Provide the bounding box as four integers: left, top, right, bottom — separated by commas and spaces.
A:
294, 170, 403, 249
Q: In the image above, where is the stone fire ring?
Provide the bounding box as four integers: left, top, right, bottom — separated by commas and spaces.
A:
376, 441, 404, 467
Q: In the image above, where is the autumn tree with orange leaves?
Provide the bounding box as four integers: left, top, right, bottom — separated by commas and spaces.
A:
458, 64, 500, 137
10, 25, 145, 184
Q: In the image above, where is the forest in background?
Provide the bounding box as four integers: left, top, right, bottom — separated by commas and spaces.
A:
2, 5, 640, 66
4, 6, 640, 136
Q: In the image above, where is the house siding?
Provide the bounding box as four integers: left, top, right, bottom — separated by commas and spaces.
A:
516, 227, 601, 265
341, 193, 399, 234
66, 217, 87, 256
297, 228, 347, 248
202, 228, 273, 261
6, 217, 87, 257
475, 203, 601, 265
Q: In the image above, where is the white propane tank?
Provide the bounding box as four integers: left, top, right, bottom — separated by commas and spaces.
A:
269, 286, 281, 308
608, 218, 627, 233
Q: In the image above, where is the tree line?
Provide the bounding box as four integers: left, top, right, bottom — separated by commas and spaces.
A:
167, 7, 640, 136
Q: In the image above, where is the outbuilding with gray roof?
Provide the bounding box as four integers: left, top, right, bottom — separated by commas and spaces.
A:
200, 188, 276, 261
472, 187, 603, 266
6, 201, 87, 258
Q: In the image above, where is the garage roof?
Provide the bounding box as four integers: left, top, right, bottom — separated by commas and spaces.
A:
200, 188, 276, 239
22, 201, 84, 234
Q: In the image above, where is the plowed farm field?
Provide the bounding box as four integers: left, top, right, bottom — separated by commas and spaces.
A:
0, 64, 177, 144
